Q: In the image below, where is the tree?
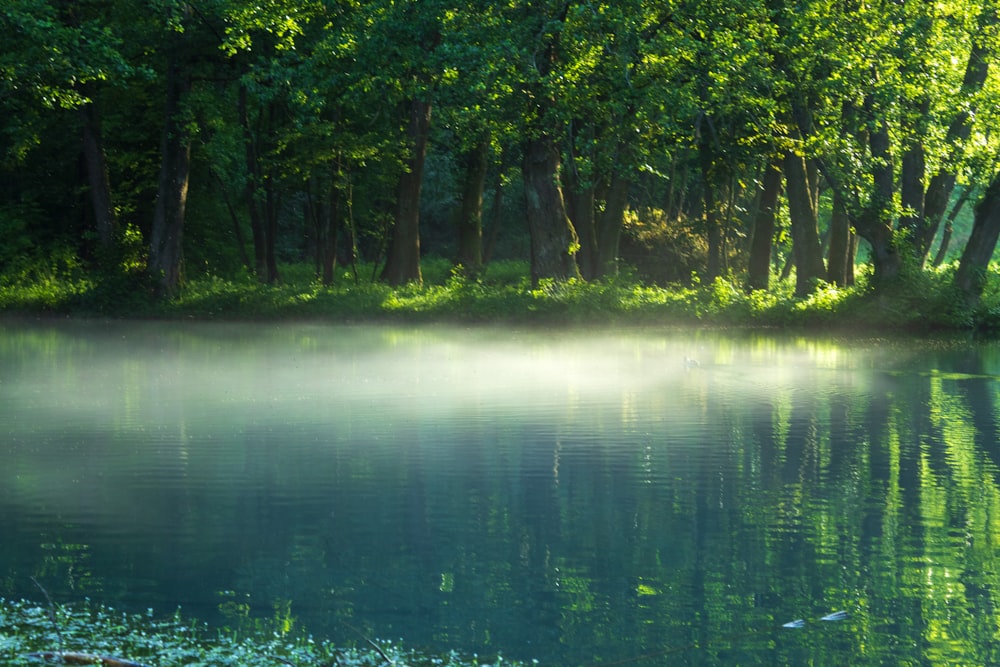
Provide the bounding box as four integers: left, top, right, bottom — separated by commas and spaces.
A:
775, 0, 994, 288
747, 161, 782, 291
514, 1, 582, 285
381, 98, 432, 285
0, 0, 131, 256
148, 3, 194, 295
955, 173, 1000, 304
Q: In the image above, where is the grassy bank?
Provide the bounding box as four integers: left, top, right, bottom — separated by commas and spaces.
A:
0, 598, 526, 667
2, 258, 998, 334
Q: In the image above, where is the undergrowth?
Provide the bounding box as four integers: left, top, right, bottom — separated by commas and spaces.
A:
0, 258, 996, 333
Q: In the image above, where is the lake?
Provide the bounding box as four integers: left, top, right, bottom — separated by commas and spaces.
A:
2, 319, 1000, 665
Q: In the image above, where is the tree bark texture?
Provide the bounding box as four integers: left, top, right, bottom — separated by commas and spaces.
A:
79, 101, 116, 250
699, 127, 724, 282
826, 190, 854, 287
455, 141, 488, 275
381, 99, 431, 286
856, 102, 901, 285
899, 131, 926, 240
932, 186, 971, 266
522, 135, 581, 286
149, 43, 191, 296
566, 185, 596, 279
595, 173, 629, 278
264, 175, 280, 284
955, 175, 1000, 304
239, 83, 267, 280
784, 152, 826, 295
747, 161, 781, 291
320, 182, 342, 286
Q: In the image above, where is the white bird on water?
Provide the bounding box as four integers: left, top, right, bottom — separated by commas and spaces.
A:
684, 356, 700, 369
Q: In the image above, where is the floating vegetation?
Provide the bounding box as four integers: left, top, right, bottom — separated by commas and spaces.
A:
1, 599, 527, 667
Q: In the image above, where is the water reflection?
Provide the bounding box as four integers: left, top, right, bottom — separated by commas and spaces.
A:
2, 320, 1000, 665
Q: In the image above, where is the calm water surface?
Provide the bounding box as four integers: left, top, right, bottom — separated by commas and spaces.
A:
2, 319, 1000, 666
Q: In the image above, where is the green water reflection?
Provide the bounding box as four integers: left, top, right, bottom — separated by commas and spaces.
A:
2, 320, 1000, 665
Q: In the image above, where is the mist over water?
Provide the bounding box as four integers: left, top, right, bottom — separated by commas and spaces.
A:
3, 319, 1000, 665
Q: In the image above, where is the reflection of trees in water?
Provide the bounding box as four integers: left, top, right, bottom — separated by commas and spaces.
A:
6, 328, 1000, 665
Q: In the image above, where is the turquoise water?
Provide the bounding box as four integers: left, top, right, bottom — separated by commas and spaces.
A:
2, 320, 1000, 665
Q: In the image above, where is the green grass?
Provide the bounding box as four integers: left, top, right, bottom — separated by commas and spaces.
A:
1, 257, 997, 334
0, 598, 528, 667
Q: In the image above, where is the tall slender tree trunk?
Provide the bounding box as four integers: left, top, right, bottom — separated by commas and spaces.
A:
239, 83, 267, 280
455, 141, 488, 275
747, 161, 781, 291
381, 98, 431, 286
522, 135, 580, 286
564, 122, 600, 280
932, 186, 971, 267
79, 101, 116, 250
784, 152, 826, 295
850, 88, 901, 287
483, 164, 505, 266
565, 185, 596, 279
317, 177, 342, 286
595, 173, 629, 278
955, 174, 1000, 305
827, 190, 854, 287
264, 175, 280, 284
149, 37, 191, 297
699, 124, 724, 282
899, 122, 926, 240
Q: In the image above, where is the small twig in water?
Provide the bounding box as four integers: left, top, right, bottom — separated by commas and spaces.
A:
30, 577, 64, 655
364, 637, 394, 666
343, 623, 394, 666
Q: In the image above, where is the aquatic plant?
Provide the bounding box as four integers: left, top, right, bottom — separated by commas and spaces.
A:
0, 599, 528, 667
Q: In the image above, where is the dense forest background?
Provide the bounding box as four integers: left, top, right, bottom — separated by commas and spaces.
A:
4, 0, 1000, 311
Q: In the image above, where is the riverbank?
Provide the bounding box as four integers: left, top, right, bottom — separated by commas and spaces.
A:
1, 258, 995, 334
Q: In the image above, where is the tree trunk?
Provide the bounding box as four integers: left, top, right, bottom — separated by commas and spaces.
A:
79, 101, 116, 250
699, 125, 724, 282
381, 99, 431, 286
264, 175, 280, 284
319, 180, 342, 286
522, 135, 580, 286
149, 39, 191, 297
566, 185, 596, 279
955, 174, 1000, 305
784, 152, 826, 295
747, 161, 781, 291
919, 8, 995, 260
455, 141, 488, 276
239, 83, 267, 280
483, 166, 505, 266
857, 96, 901, 286
595, 172, 629, 278
214, 170, 252, 272
932, 185, 971, 267
826, 190, 854, 286
564, 123, 598, 280
899, 133, 926, 241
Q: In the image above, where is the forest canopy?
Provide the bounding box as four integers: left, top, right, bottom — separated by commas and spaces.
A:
4, 0, 1000, 315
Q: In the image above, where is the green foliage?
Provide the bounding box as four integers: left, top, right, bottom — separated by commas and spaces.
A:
2, 257, 1000, 332
0, 599, 524, 667
620, 208, 738, 287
